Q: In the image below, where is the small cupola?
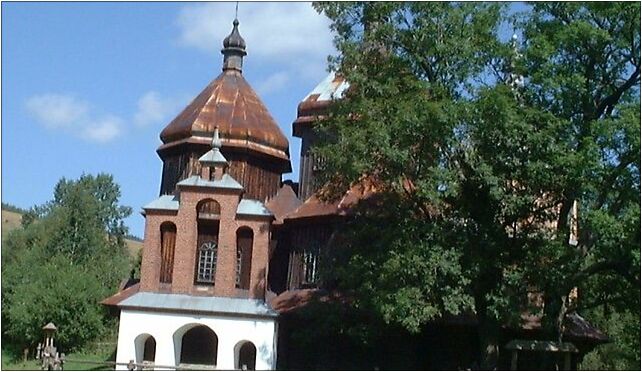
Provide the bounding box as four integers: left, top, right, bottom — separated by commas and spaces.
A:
199, 127, 228, 181
221, 18, 247, 72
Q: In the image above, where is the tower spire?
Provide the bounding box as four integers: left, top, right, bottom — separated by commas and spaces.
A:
199, 126, 228, 181
221, 15, 247, 73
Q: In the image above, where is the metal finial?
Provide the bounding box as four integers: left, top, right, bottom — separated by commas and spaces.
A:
212, 127, 222, 150
235, 2, 239, 20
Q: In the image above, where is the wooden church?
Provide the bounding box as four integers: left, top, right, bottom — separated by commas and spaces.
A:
103, 17, 608, 371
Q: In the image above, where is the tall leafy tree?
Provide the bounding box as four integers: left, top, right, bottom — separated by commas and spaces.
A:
312, 2, 639, 369
2, 174, 131, 351
520, 2, 640, 332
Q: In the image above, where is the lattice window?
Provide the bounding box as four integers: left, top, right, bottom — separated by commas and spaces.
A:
303, 250, 319, 284
197, 241, 217, 284
312, 154, 327, 172
235, 249, 242, 287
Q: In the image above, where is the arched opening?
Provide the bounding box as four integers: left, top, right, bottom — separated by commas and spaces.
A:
134, 334, 156, 364
179, 325, 218, 366
235, 341, 256, 370
236, 227, 253, 290
197, 199, 221, 219
143, 337, 156, 362
196, 199, 220, 285
160, 222, 177, 283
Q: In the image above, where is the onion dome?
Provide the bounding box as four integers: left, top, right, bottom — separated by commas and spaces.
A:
157, 17, 291, 200
222, 18, 247, 72
158, 18, 290, 168
223, 19, 246, 50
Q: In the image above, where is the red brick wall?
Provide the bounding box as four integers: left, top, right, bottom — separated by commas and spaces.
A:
140, 185, 272, 300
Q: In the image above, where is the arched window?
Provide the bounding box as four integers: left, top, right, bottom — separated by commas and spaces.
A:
197, 199, 221, 219
196, 199, 220, 285
160, 222, 177, 283
236, 227, 253, 290
197, 241, 217, 283
134, 334, 156, 364
143, 337, 156, 363
179, 325, 218, 366
235, 341, 256, 370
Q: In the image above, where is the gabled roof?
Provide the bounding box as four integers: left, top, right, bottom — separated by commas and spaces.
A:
265, 184, 302, 224
283, 178, 378, 222
199, 148, 228, 166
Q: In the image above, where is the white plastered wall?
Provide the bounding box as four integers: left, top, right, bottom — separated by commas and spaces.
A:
115, 309, 278, 370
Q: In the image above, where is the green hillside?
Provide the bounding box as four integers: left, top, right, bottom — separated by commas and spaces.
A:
1, 208, 142, 257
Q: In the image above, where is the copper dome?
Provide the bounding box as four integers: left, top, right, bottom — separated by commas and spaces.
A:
159, 69, 290, 161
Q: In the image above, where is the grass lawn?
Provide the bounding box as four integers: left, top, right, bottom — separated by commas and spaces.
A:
2, 344, 116, 371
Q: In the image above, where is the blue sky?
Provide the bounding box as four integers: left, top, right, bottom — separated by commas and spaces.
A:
2, 2, 335, 237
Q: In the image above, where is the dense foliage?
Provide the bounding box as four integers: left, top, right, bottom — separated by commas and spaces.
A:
1, 174, 132, 352
312, 2, 639, 369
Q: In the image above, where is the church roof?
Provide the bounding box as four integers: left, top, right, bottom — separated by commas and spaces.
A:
159, 69, 289, 161
159, 18, 289, 169
143, 194, 180, 211
283, 177, 378, 222
265, 184, 302, 224
236, 199, 273, 218
293, 71, 349, 137
117, 292, 278, 318
176, 174, 244, 191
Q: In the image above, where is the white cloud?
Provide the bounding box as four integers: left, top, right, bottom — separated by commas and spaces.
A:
26, 93, 123, 143
176, 2, 335, 73
82, 116, 122, 143
133, 91, 177, 127
25, 94, 89, 129
255, 71, 290, 96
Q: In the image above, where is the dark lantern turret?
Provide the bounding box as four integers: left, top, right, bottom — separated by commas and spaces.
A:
222, 19, 247, 72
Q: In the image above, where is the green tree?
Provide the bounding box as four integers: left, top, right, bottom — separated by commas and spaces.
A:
312, 2, 639, 369
520, 1, 640, 332
2, 174, 131, 352
580, 305, 640, 370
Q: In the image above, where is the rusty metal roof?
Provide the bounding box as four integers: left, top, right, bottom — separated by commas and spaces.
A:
265, 184, 302, 224
101, 282, 140, 307
283, 177, 378, 221
293, 71, 349, 137
160, 70, 289, 160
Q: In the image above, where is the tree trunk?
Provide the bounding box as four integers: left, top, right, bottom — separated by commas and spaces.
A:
478, 313, 501, 370
476, 294, 501, 370
543, 292, 568, 342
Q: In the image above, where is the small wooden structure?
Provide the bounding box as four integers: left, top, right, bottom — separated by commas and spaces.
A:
505, 339, 579, 370
39, 322, 64, 370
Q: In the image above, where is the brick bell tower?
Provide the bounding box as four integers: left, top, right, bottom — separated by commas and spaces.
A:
106, 19, 280, 371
